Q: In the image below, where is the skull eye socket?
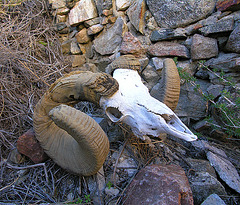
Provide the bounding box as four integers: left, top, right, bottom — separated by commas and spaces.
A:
106, 107, 123, 122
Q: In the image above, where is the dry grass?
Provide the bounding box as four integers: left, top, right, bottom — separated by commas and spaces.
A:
0, 0, 68, 157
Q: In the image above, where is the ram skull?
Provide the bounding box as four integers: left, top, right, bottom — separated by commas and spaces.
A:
33, 55, 197, 176
101, 68, 197, 142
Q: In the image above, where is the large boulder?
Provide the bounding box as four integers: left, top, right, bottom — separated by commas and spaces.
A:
146, 0, 216, 28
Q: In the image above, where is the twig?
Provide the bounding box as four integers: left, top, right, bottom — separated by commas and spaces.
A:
113, 139, 128, 187
6, 162, 49, 183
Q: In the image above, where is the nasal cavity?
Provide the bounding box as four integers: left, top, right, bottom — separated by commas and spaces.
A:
106, 107, 123, 122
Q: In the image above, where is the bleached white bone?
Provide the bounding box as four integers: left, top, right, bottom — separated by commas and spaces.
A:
100, 69, 197, 142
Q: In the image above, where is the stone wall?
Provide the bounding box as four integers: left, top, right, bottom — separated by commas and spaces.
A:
49, 0, 240, 137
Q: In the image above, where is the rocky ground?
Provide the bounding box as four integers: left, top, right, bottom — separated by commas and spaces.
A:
0, 0, 240, 204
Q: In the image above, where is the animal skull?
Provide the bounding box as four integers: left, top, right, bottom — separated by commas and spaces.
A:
100, 69, 197, 142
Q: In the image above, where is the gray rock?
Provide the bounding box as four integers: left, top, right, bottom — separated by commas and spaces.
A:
207, 84, 224, 98
126, 0, 147, 34
187, 158, 217, 178
175, 80, 211, 120
207, 150, 240, 193
84, 17, 100, 28
49, 0, 66, 9
191, 34, 218, 60
201, 194, 226, 205
141, 64, 160, 86
189, 172, 226, 205
116, 0, 133, 11
151, 57, 164, 72
148, 41, 190, 58
87, 24, 104, 35
195, 68, 209, 80
150, 28, 186, 42
93, 18, 125, 55
146, 0, 215, 29
205, 52, 240, 72
70, 41, 81, 55
225, 24, 240, 53
105, 187, 120, 196
199, 16, 234, 36
61, 39, 72, 54
138, 56, 149, 71
68, 0, 98, 26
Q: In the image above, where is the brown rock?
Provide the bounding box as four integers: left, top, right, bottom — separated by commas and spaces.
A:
216, 0, 240, 11
17, 128, 48, 163
120, 32, 145, 56
75, 28, 91, 44
72, 54, 86, 68
122, 164, 194, 205
148, 41, 190, 58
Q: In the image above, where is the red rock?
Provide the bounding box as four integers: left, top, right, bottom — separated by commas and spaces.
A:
216, 0, 240, 11
120, 32, 145, 57
122, 164, 194, 205
17, 128, 48, 163
148, 41, 190, 58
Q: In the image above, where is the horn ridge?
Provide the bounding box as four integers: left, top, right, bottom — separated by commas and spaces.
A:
33, 71, 116, 176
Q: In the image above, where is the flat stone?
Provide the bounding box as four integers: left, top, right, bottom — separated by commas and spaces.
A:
56, 7, 70, 15
105, 187, 120, 196
49, 0, 66, 9
205, 52, 240, 72
199, 16, 234, 36
150, 28, 186, 42
61, 40, 72, 54
72, 55, 86, 68
146, 0, 215, 28
191, 34, 218, 60
201, 194, 226, 205
93, 17, 126, 55
9, 149, 25, 164
193, 120, 212, 132
116, 0, 132, 11
187, 158, 217, 178
127, 0, 146, 34
56, 15, 67, 23
70, 41, 81, 55
102, 9, 113, 16
68, 0, 98, 26
225, 24, 240, 53
207, 84, 224, 98
216, 0, 240, 11
207, 150, 240, 193
87, 24, 104, 35
175, 80, 211, 120
189, 172, 226, 205
75, 28, 91, 44
84, 17, 100, 28
148, 41, 190, 58
120, 32, 145, 57
151, 57, 164, 72
122, 164, 194, 205
17, 128, 48, 163
142, 64, 160, 88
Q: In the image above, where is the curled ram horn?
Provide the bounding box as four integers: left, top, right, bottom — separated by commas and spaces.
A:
33, 71, 118, 176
